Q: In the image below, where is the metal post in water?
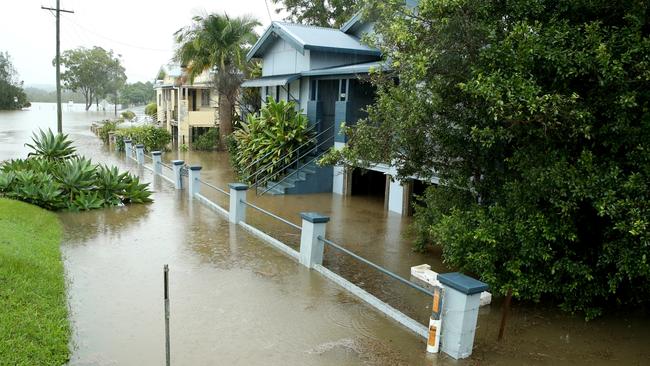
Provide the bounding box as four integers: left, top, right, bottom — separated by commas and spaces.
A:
188, 165, 202, 198
164, 264, 170, 366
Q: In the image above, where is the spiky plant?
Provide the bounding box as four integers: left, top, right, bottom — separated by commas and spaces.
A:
25, 129, 76, 161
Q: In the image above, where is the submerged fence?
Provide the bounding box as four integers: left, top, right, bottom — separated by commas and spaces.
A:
120, 138, 487, 359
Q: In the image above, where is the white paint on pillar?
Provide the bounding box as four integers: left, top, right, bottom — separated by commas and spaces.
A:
152, 151, 162, 175
124, 140, 133, 159
299, 212, 329, 268
332, 142, 346, 195
135, 144, 145, 165
387, 176, 405, 215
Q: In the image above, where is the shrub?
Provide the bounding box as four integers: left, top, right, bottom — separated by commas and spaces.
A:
0, 129, 152, 211
192, 128, 219, 151
121, 110, 136, 120
115, 125, 171, 152
144, 103, 157, 118
96, 119, 123, 143
232, 97, 312, 181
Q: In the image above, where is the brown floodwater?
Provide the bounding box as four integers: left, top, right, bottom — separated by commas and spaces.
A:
1, 103, 649, 365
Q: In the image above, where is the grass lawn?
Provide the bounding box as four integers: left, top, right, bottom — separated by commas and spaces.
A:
0, 198, 70, 365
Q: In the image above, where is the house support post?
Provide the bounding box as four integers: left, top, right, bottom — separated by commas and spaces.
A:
172, 160, 184, 190
299, 212, 329, 268
152, 151, 162, 175
135, 144, 145, 165
188, 165, 202, 198
437, 272, 489, 359
228, 183, 248, 224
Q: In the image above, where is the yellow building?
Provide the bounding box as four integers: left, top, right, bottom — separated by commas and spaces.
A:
154, 64, 218, 147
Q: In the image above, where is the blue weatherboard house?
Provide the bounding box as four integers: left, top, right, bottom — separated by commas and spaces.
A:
242, 4, 434, 216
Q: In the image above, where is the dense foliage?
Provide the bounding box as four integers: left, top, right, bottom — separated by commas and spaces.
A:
59, 46, 126, 111
324, 0, 650, 318
96, 119, 123, 143
114, 125, 172, 152
0, 51, 29, 110
0, 129, 152, 211
271, 0, 359, 27
230, 97, 311, 181
144, 102, 157, 118
192, 128, 219, 151
174, 13, 260, 147
120, 110, 136, 121
119, 81, 155, 106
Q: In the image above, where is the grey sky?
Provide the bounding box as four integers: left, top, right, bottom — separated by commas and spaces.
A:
1, 0, 283, 86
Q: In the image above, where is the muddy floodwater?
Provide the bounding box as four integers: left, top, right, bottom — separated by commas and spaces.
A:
1, 103, 649, 365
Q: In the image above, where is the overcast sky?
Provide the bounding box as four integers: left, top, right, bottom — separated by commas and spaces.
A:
1, 0, 283, 87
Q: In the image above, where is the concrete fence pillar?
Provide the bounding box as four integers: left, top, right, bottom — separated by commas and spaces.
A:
124, 139, 132, 159
135, 144, 145, 165
437, 272, 488, 359
228, 183, 248, 224
172, 160, 184, 190
299, 212, 330, 268
188, 165, 202, 198
152, 151, 162, 175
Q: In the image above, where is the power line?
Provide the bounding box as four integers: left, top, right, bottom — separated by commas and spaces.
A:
264, 0, 274, 22
63, 15, 171, 53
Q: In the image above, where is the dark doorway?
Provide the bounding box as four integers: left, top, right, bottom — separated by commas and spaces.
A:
351, 168, 385, 200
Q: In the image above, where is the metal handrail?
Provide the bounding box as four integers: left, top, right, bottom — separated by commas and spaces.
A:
198, 179, 230, 196
257, 134, 334, 195
160, 161, 172, 170
240, 199, 301, 231
242, 124, 319, 173
248, 124, 333, 184
318, 236, 434, 297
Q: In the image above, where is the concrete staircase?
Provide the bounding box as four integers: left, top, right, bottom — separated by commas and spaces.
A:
257, 155, 333, 195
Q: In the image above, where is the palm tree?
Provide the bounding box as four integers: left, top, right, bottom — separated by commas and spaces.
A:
174, 13, 260, 147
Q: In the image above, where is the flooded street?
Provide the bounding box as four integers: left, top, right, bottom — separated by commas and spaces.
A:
1, 103, 649, 365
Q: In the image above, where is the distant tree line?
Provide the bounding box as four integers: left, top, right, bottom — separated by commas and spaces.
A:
0, 51, 29, 110
24, 87, 86, 104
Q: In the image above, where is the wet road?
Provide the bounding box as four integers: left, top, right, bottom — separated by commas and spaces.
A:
2, 103, 649, 365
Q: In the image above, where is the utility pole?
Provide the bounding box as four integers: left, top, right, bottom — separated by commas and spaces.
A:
42, 1, 74, 134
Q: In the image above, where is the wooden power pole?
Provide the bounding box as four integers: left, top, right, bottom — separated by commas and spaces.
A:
42, 1, 74, 134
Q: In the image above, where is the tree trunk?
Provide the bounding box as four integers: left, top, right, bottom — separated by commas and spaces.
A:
95, 96, 99, 110
218, 91, 233, 149
85, 90, 92, 111
498, 288, 513, 341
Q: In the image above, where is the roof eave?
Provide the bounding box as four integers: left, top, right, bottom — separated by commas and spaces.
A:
304, 45, 380, 57
340, 12, 363, 33
246, 23, 306, 61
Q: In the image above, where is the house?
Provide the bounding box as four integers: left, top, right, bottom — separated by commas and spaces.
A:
242, 4, 435, 216
154, 64, 218, 147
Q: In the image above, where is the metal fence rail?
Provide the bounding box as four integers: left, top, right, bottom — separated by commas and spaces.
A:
198, 179, 230, 196
240, 200, 302, 231
318, 236, 434, 297
160, 161, 172, 170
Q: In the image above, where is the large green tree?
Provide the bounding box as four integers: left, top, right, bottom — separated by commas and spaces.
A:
271, 0, 359, 27
119, 81, 155, 106
58, 47, 126, 111
174, 13, 260, 147
325, 0, 650, 318
0, 51, 29, 110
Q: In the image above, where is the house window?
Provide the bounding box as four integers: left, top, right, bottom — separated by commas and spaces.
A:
201, 90, 210, 106
339, 79, 349, 102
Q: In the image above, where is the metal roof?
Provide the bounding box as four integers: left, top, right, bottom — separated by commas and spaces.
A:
240, 74, 301, 88
301, 61, 388, 77
247, 22, 380, 61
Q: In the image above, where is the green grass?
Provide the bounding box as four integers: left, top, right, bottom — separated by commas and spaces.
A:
0, 198, 70, 365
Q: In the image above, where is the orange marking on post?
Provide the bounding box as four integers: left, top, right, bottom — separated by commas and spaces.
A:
432, 290, 440, 313
427, 324, 437, 347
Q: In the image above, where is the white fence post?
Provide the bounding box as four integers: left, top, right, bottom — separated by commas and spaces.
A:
135, 144, 145, 165
152, 151, 162, 175
228, 183, 248, 224
188, 165, 202, 198
124, 139, 132, 159
299, 212, 329, 268
437, 272, 488, 359
172, 160, 184, 190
